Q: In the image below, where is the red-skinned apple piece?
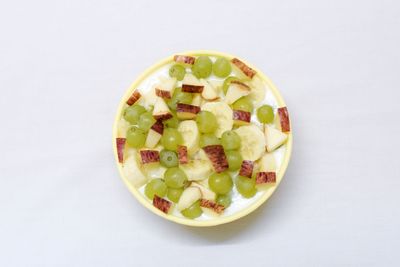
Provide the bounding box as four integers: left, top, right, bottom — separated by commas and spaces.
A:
126, 90, 141, 105
233, 110, 251, 124
239, 160, 254, 178
178, 145, 188, 164
153, 195, 172, 213
140, 150, 160, 164
176, 103, 201, 119
231, 58, 257, 79
174, 55, 195, 65
202, 145, 229, 173
278, 107, 290, 132
181, 84, 204, 93
116, 138, 126, 163
200, 199, 225, 214
256, 172, 276, 184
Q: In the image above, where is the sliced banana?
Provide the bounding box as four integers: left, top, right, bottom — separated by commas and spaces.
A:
201, 101, 233, 138
235, 125, 266, 161
248, 75, 266, 104
178, 186, 202, 211
122, 155, 148, 188
177, 120, 200, 155
180, 159, 212, 181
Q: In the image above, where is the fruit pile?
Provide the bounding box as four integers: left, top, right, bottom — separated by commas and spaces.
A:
115, 54, 290, 219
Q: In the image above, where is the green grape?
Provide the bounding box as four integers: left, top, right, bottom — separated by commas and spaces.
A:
126, 126, 146, 148
168, 88, 193, 110
138, 111, 155, 132
160, 150, 178, 168
196, 111, 217, 133
145, 178, 167, 199
221, 130, 241, 150
209, 172, 233, 195
164, 167, 187, 188
161, 128, 183, 150
213, 57, 232, 78
181, 200, 203, 219
199, 134, 221, 147
232, 97, 253, 113
169, 64, 186, 81
216, 194, 232, 208
167, 188, 183, 203
225, 150, 242, 171
235, 175, 257, 198
123, 105, 146, 124
257, 105, 274, 123
222, 76, 240, 95
192, 56, 212, 78
164, 113, 179, 128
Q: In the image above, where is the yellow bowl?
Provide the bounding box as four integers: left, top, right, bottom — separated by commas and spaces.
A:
112, 50, 293, 227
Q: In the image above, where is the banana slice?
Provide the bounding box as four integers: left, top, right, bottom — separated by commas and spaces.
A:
201, 101, 233, 138
235, 125, 266, 161
177, 120, 200, 155
248, 75, 266, 104
180, 159, 212, 181
122, 155, 148, 188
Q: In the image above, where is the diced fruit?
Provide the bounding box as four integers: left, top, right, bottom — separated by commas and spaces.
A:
138, 112, 156, 132
232, 96, 253, 113
116, 138, 126, 163
145, 120, 164, 148
145, 178, 167, 199
153, 195, 172, 214
277, 107, 291, 132
221, 130, 241, 151
126, 90, 141, 105
122, 155, 148, 188
239, 160, 254, 178
203, 145, 229, 173
159, 149, 178, 168
140, 150, 160, 164
213, 57, 232, 78
225, 150, 242, 171
256, 172, 276, 184
176, 103, 201, 119
178, 186, 202, 211
191, 182, 216, 200
201, 102, 233, 138
200, 79, 219, 100
126, 126, 146, 148
196, 111, 218, 134
143, 87, 158, 106
181, 200, 203, 219
167, 87, 193, 111
174, 55, 195, 65
123, 105, 146, 124
180, 159, 212, 181
117, 118, 130, 138
225, 81, 251, 104
259, 153, 276, 172
142, 164, 166, 179
161, 128, 183, 151
177, 145, 188, 164
236, 175, 257, 198
235, 125, 266, 161
233, 110, 251, 126
257, 104, 274, 124
264, 125, 288, 152
208, 172, 233, 195
164, 113, 179, 128
222, 76, 241, 95
200, 199, 225, 214
182, 73, 202, 86
199, 134, 220, 147
191, 93, 203, 106
192, 56, 212, 78
169, 64, 186, 81
153, 97, 172, 120
216, 194, 231, 208
177, 120, 200, 155
231, 58, 256, 79
164, 167, 188, 188
167, 188, 183, 203
155, 77, 177, 99
248, 75, 266, 104
182, 84, 204, 93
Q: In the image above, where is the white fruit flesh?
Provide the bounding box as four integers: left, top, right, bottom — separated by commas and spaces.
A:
153, 96, 171, 118
118, 118, 130, 138
182, 73, 202, 86
200, 79, 219, 100
155, 77, 176, 98
225, 82, 250, 104
177, 120, 200, 155
191, 182, 216, 201
180, 159, 212, 181
248, 75, 266, 104
178, 187, 202, 211
265, 126, 288, 152
123, 155, 148, 188
235, 125, 266, 161
145, 129, 161, 148
201, 101, 233, 138
259, 152, 276, 172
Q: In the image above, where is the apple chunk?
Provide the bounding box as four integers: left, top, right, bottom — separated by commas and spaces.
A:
200, 79, 219, 100
178, 186, 202, 211
265, 126, 288, 152
225, 81, 251, 104
177, 145, 188, 164
140, 150, 160, 164
277, 107, 291, 132
200, 199, 225, 214
126, 90, 141, 105
256, 172, 276, 184
182, 84, 204, 93
233, 110, 251, 126
153, 195, 172, 214
239, 160, 254, 178
176, 103, 201, 119
202, 145, 229, 173
116, 138, 126, 163
174, 55, 195, 65
231, 58, 257, 79
155, 77, 176, 99
153, 97, 172, 120
145, 120, 164, 148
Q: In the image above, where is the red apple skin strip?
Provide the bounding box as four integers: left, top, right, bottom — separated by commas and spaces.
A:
181, 84, 204, 93
176, 103, 201, 114
150, 120, 164, 135
155, 88, 172, 99
116, 138, 126, 163
233, 110, 251, 122
174, 55, 195, 65
231, 58, 257, 79
177, 145, 188, 164
202, 145, 229, 173
278, 107, 290, 132
239, 160, 254, 178
153, 113, 173, 121
256, 172, 276, 184
200, 199, 225, 214
153, 195, 172, 214
126, 90, 141, 105
140, 150, 160, 164
230, 80, 251, 90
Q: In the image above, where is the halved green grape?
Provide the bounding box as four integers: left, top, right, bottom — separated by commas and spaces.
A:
126, 126, 146, 148
221, 130, 241, 150
257, 105, 274, 123
225, 150, 243, 171
192, 56, 212, 78
167, 87, 193, 110
196, 111, 217, 133
216, 194, 232, 208
145, 178, 167, 199
213, 57, 232, 78
235, 175, 257, 198
138, 111, 156, 132
199, 134, 221, 147
167, 188, 183, 203
232, 97, 253, 113
209, 172, 233, 195
161, 128, 183, 150
222, 76, 240, 95
169, 64, 186, 81
181, 200, 203, 219
164, 113, 179, 128
160, 150, 178, 168
164, 167, 187, 188
123, 105, 146, 124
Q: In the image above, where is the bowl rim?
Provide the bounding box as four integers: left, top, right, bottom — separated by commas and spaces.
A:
112, 50, 293, 227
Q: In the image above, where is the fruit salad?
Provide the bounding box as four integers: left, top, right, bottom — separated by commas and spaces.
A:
115, 54, 291, 220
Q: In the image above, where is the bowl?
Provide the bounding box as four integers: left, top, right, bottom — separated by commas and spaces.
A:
112, 50, 292, 227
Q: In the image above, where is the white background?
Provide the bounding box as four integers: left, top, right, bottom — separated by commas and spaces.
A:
1, 0, 399, 266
